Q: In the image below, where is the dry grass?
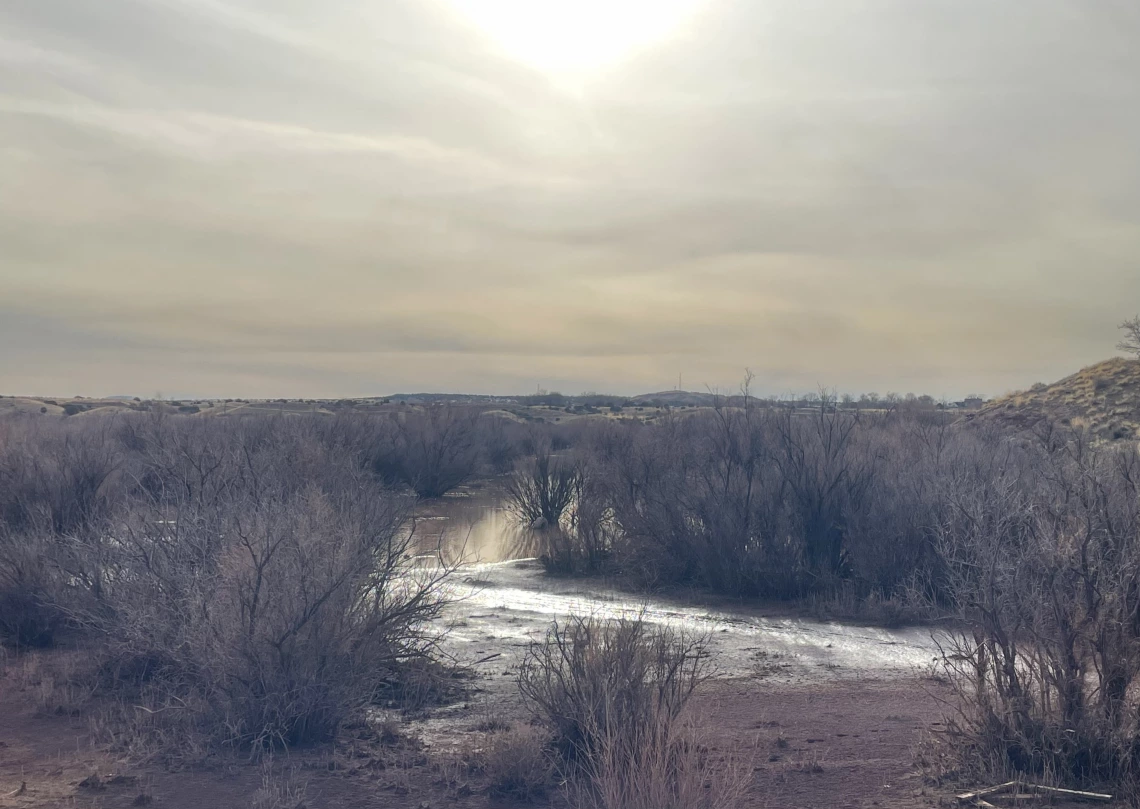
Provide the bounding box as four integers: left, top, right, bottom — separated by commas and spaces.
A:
519, 615, 708, 764
976, 357, 1140, 440
0, 397, 65, 416
518, 615, 750, 809
251, 758, 308, 809
570, 712, 752, 809
478, 723, 554, 801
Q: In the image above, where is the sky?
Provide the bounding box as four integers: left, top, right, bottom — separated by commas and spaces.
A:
1, 0, 1139, 399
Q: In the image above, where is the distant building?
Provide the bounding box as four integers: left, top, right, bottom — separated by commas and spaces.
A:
950, 397, 985, 410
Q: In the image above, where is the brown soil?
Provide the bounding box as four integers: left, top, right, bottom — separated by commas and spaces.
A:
703, 676, 953, 809
0, 647, 964, 809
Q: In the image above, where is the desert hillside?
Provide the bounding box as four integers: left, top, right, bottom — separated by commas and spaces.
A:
974, 357, 1140, 440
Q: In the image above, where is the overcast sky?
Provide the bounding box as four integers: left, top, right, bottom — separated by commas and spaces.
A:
2, 0, 1138, 398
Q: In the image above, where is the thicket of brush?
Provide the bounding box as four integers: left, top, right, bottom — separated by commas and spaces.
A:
506, 400, 958, 600
929, 427, 1140, 794
500, 399, 1140, 795
8, 399, 1140, 797
0, 413, 472, 752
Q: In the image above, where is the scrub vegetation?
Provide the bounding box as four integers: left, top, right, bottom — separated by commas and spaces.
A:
4, 368, 1140, 804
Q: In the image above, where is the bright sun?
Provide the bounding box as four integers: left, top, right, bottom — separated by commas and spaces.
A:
445, 0, 702, 77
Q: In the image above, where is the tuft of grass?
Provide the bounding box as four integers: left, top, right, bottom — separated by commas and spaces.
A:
251, 758, 308, 809
571, 712, 752, 809
480, 724, 554, 802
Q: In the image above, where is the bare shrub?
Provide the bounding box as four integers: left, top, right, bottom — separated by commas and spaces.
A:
0, 533, 60, 647
387, 405, 481, 498
930, 430, 1140, 792
765, 401, 875, 578
519, 615, 708, 765
0, 418, 126, 646
481, 414, 525, 475
559, 459, 616, 575
73, 420, 454, 751
519, 615, 745, 809
839, 414, 961, 601
480, 724, 554, 801
506, 448, 579, 529
505, 448, 615, 574
585, 390, 974, 608
0, 417, 122, 537
601, 398, 818, 596
1118, 315, 1140, 358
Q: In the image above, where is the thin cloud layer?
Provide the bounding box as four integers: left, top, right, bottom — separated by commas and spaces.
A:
2, 0, 1138, 398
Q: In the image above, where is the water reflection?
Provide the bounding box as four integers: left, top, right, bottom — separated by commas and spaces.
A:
412, 486, 537, 564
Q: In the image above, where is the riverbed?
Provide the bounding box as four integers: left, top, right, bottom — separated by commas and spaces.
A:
416, 487, 941, 691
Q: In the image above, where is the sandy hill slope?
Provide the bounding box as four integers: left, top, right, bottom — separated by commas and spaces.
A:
629, 391, 720, 407
974, 357, 1140, 440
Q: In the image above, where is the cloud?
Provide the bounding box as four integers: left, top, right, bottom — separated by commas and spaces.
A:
1, 0, 1138, 398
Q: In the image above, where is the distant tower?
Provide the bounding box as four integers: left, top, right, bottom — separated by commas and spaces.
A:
677, 373, 682, 391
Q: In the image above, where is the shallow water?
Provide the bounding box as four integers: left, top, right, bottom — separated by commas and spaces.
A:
412, 483, 535, 564
439, 559, 940, 682
416, 486, 941, 686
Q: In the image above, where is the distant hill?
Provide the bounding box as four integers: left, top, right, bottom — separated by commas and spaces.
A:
628, 390, 720, 407
973, 357, 1140, 441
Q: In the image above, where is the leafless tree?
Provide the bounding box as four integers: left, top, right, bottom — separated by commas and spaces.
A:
391, 404, 481, 498
1118, 315, 1140, 358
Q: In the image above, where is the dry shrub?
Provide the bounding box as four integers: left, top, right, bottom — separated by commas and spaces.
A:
574, 713, 751, 809
481, 724, 554, 801
505, 449, 579, 530
929, 429, 1140, 794
0, 417, 124, 647
482, 414, 526, 475
506, 449, 613, 575
519, 615, 742, 808
0, 533, 61, 647
0, 415, 460, 751
389, 404, 481, 498
519, 615, 708, 764
73, 419, 454, 752
0, 416, 122, 537
599, 398, 879, 598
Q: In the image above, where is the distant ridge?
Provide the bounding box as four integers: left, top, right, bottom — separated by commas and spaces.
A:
628, 390, 719, 407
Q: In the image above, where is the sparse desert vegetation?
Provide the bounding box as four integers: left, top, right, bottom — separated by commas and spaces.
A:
976, 357, 1140, 441
4, 363, 1140, 807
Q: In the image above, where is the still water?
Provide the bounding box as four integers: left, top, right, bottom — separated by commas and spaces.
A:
412, 483, 942, 686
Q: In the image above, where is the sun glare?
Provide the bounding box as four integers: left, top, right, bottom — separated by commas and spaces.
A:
445, 0, 702, 77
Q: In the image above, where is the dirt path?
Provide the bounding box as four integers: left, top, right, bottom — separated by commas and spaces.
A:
1, 552, 956, 809
0, 656, 949, 809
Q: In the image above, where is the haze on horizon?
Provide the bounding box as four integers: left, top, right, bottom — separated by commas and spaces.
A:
1, 0, 1138, 400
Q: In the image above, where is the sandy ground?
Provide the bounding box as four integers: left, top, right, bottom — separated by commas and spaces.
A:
0, 494, 963, 808
0, 658, 952, 809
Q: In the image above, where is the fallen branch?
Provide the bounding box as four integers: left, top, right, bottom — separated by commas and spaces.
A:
1027, 785, 1112, 803
957, 782, 1016, 803
957, 782, 1112, 806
